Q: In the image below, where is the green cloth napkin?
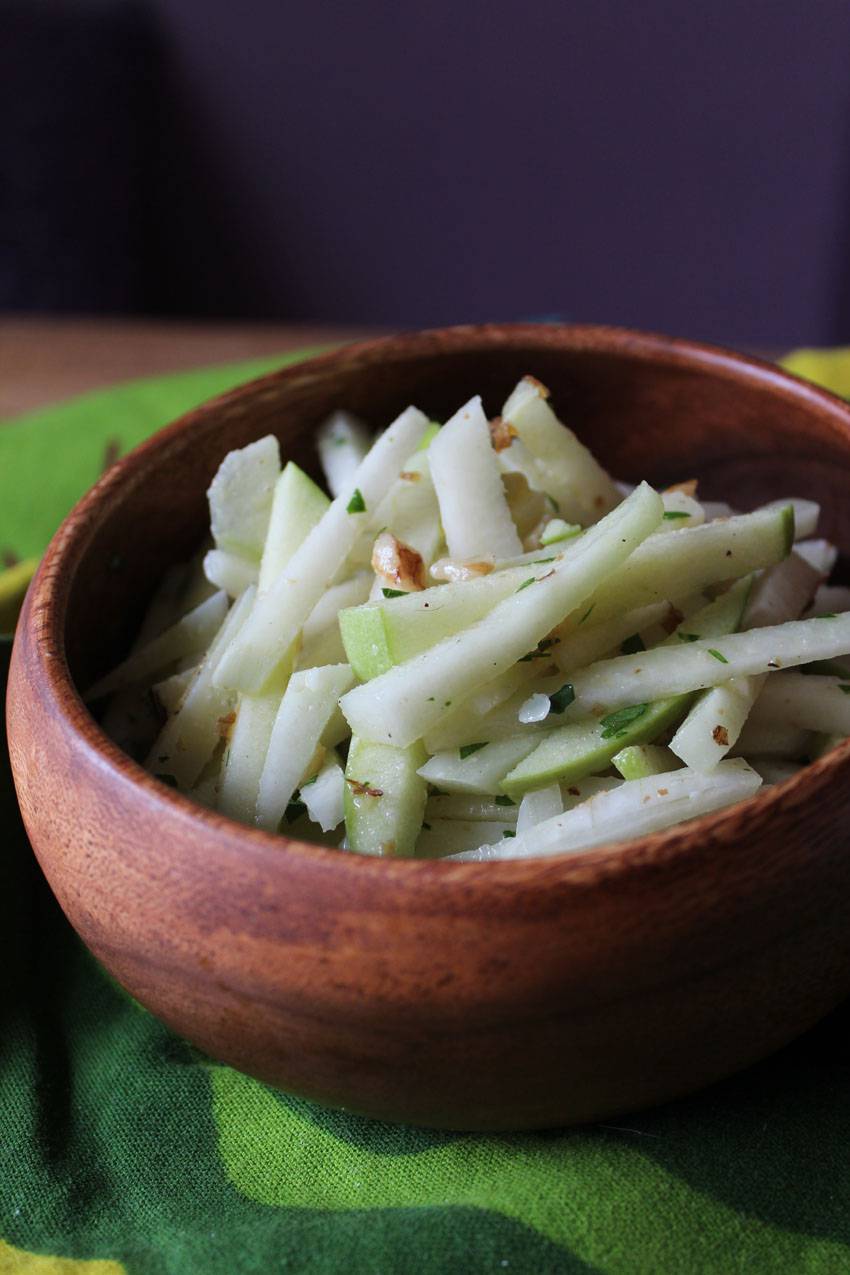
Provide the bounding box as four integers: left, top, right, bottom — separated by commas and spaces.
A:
2, 349, 849, 1274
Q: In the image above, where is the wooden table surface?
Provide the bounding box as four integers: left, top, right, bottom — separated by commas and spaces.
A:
0, 316, 386, 420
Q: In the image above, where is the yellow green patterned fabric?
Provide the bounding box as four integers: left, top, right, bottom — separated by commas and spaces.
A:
1, 348, 849, 1273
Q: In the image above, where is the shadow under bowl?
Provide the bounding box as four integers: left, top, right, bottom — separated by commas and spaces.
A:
7, 322, 850, 1130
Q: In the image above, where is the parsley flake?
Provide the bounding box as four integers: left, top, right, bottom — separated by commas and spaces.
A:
549, 683, 576, 714
516, 577, 536, 593
346, 488, 366, 514
708, 648, 729, 664
502, 830, 516, 838
599, 704, 649, 739
662, 510, 690, 520
284, 799, 307, 824
381, 587, 406, 598
678, 632, 700, 643
620, 633, 645, 655
578, 604, 595, 625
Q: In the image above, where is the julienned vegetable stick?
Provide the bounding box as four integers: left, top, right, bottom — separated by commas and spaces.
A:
302, 753, 346, 832
745, 673, 850, 736
430, 579, 751, 755
339, 505, 791, 683
552, 601, 671, 673
516, 784, 563, 835
762, 497, 819, 540
153, 667, 196, 715
255, 664, 355, 832
344, 737, 428, 856
809, 583, 850, 616
208, 434, 280, 560
453, 760, 763, 861
612, 744, 679, 781
203, 549, 258, 598
217, 676, 289, 824
552, 612, 850, 721
561, 505, 793, 626
368, 455, 443, 566
215, 407, 429, 694
418, 735, 547, 795
497, 580, 759, 795
425, 794, 519, 823
749, 758, 805, 786
501, 376, 621, 523
86, 590, 228, 701
340, 483, 664, 747
428, 396, 523, 560
316, 411, 371, 498
669, 553, 821, 771
144, 587, 256, 790
340, 560, 557, 681
732, 720, 812, 759
258, 462, 330, 593
415, 820, 517, 858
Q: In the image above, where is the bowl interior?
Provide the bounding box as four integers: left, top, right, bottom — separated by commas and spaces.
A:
61, 325, 850, 698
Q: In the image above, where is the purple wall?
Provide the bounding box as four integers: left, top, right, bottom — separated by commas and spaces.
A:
4, 1, 850, 346
144, 0, 850, 346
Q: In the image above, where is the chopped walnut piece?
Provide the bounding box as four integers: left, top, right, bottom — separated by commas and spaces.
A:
217, 711, 237, 740
488, 415, 518, 451
430, 557, 495, 583
371, 530, 426, 591
664, 479, 698, 497
523, 374, 551, 398
712, 725, 730, 746
662, 605, 685, 635
346, 778, 384, 798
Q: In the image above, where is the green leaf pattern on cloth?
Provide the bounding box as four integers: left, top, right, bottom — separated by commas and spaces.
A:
2, 349, 850, 1272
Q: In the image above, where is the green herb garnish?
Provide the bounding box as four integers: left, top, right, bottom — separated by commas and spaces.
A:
678, 632, 700, 643
346, 488, 366, 513
532, 556, 556, 564
662, 510, 690, 520
578, 604, 595, 625
494, 795, 516, 806
817, 613, 838, 619
301, 774, 318, 787
381, 587, 406, 598
459, 742, 488, 759
620, 633, 645, 655
549, 683, 576, 714
599, 704, 649, 739
708, 648, 729, 664
516, 577, 536, 592
502, 830, 516, 838
518, 638, 555, 663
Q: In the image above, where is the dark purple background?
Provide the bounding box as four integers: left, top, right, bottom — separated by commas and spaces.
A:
4, 0, 850, 346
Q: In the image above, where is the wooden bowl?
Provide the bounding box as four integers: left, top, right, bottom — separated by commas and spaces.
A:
8, 323, 850, 1131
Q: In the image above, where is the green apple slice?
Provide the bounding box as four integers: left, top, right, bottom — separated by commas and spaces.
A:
215, 406, 429, 694
258, 461, 331, 593
453, 760, 763, 861
344, 737, 428, 856
340, 483, 664, 748
501, 376, 622, 523
208, 434, 280, 561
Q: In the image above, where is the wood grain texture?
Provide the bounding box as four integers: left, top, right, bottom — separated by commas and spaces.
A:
7, 322, 850, 1130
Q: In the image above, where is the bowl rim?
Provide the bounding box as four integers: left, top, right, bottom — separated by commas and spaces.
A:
17, 320, 850, 886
